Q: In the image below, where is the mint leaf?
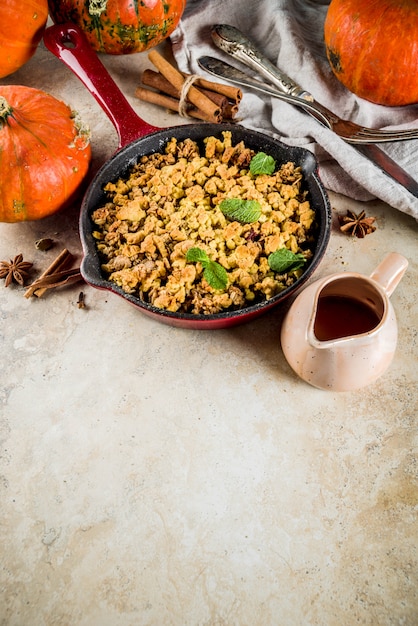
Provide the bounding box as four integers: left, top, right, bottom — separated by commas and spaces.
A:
268, 248, 306, 273
186, 247, 209, 264
203, 261, 228, 291
220, 198, 262, 223
250, 152, 276, 175
186, 247, 228, 290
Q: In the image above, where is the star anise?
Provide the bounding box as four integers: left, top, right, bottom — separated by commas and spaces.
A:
0, 254, 33, 287
338, 209, 376, 238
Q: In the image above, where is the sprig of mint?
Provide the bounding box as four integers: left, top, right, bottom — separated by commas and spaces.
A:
186, 247, 228, 290
250, 152, 276, 175
268, 248, 306, 273
219, 198, 262, 223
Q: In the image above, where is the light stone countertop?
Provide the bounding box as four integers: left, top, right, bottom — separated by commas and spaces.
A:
1, 33, 417, 626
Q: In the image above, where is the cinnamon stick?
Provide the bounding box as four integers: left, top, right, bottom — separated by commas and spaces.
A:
141, 69, 230, 110
24, 248, 74, 298
147, 50, 221, 121
135, 86, 221, 122
184, 75, 243, 103
25, 268, 82, 292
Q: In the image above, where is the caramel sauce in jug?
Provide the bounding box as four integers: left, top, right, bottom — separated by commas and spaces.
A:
314, 295, 381, 341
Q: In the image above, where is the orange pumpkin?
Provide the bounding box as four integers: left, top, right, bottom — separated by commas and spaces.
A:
0, 86, 92, 223
324, 0, 418, 106
48, 0, 186, 54
0, 0, 49, 78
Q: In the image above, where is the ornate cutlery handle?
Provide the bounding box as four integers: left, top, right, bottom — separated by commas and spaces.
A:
211, 24, 313, 101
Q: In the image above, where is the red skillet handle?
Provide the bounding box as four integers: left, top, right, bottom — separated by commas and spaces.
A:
43, 23, 160, 149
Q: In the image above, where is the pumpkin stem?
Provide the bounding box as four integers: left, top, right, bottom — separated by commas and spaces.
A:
0, 96, 14, 126
70, 110, 91, 150
88, 0, 108, 16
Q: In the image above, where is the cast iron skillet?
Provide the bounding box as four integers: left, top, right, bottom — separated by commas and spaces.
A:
43, 24, 331, 330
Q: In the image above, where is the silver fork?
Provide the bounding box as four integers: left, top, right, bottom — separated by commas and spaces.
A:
208, 24, 418, 145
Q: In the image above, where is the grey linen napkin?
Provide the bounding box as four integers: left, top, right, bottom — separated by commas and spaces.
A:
170, 0, 418, 220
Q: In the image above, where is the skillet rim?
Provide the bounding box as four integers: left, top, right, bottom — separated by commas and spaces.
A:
79, 122, 332, 326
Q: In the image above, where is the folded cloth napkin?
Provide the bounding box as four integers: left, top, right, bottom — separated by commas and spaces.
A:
170, 0, 418, 219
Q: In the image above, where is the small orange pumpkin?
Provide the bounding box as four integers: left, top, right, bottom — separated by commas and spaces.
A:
48, 0, 186, 54
324, 0, 418, 106
0, 0, 49, 78
0, 86, 92, 223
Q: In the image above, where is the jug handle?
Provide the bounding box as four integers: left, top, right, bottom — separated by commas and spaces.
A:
369, 252, 408, 297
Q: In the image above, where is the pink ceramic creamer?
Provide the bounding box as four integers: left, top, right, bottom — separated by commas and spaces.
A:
280, 252, 408, 391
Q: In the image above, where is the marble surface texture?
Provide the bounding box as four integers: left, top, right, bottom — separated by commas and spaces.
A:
1, 28, 417, 626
